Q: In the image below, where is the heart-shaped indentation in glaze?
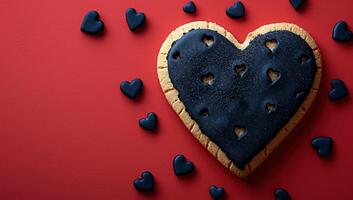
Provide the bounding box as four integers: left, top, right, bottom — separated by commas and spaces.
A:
157, 22, 322, 178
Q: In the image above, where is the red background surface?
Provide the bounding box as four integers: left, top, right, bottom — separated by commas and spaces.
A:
0, 0, 352, 199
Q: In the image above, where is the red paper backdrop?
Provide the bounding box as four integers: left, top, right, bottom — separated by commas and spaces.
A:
1, 0, 353, 199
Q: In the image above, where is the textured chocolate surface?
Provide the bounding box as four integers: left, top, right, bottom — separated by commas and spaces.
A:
167, 29, 317, 169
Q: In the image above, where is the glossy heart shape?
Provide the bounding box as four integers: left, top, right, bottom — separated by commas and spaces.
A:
80, 10, 104, 34
328, 79, 348, 101
226, 1, 245, 19
133, 171, 155, 192
183, 1, 196, 14
311, 136, 332, 157
139, 112, 158, 131
274, 188, 291, 200
289, 0, 306, 10
120, 78, 143, 99
125, 8, 146, 32
209, 185, 225, 200
173, 154, 195, 176
157, 22, 321, 177
332, 21, 353, 42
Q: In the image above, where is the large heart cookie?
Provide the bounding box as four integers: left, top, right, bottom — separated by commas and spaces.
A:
157, 22, 322, 178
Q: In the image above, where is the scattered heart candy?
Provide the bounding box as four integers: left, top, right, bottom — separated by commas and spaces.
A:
311, 136, 333, 157
183, 1, 196, 14
328, 79, 348, 101
332, 21, 353, 42
133, 171, 155, 192
289, 0, 306, 10
139, 112, 158, 131
120, 78, 143, 99
226, 1, 245, 19
80, 10, 104, 34
209, 185, 225, 200
274, 188, 291, 200
173, 154, 195, 176
125, 8, 146, 32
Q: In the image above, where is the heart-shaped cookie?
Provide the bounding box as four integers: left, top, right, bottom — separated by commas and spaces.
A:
157, 22, 322, 178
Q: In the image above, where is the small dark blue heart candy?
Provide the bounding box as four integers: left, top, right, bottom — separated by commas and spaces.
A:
133, 171, 155, 192
125, 8, 146, 32
226, 1, 245, 19
289, 0, 305, 10
139, 112, 158, 131
120, 78, 143, 99
274, 188, 291, 200
209, 185, 225, 200
183, 1, 196, 14
332, 21, 353, 42
80, 10, 104, 34
173, 154, 194, 176
328, 79, 348, 101
311, 136, 333, 157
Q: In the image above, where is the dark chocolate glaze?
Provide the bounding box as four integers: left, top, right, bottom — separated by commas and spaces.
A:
167, 29, 317, 169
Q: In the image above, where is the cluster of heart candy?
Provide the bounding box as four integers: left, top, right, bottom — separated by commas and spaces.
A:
80, 0, 351, 199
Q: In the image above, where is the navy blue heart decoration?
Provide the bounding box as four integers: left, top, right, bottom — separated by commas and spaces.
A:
125, 8, 146, 32
332, 21, 353, 42
133, 171, 155, 192
120, 78, 143, 99
80, 10, 104, 34
173, 154, 194, 176
311, 136, 333, 157
209, 185, 225, 200
226, 1, 245, 19
139, 112, 158, 131
328, 79, 348, 101
274, 188, 291, 200
289, 0, 306, 10
183, 1, 197, 14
